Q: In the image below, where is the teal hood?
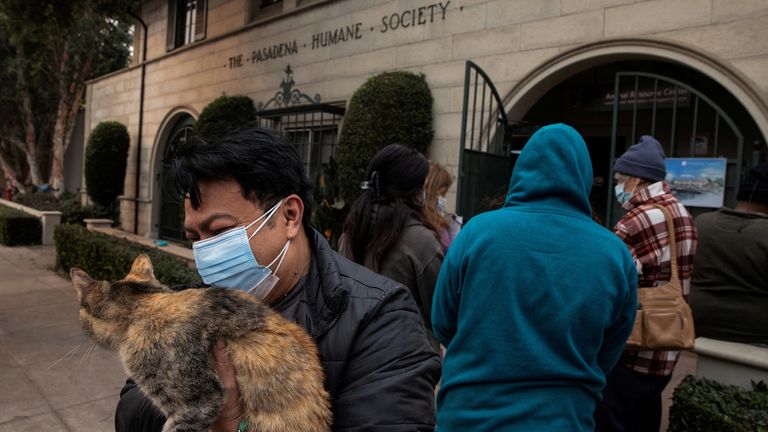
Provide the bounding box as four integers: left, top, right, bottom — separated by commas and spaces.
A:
504, 123, 593, 217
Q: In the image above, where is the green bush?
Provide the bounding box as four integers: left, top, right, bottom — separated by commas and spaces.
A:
669, 375, 768, 432
85, 121, 130, 207
336, 71, 434, 205
54, 224, 199, 287
58, 193, 117, 226
14, 191, 60, 211
194, 95, 256, 141
0, 204, 41, 246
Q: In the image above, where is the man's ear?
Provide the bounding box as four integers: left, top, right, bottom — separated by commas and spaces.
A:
282, 194, 305, 240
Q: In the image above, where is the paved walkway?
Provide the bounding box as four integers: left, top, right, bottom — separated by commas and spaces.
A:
0, 244, 696, 431
0, 245, 125, 431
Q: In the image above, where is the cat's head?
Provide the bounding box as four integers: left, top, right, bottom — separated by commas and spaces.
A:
70, 254, 170, 350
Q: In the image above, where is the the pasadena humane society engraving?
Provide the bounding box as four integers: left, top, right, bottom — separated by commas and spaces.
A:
225, 1, 454, 69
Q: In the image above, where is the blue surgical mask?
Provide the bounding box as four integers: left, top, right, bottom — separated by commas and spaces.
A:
614, 183, 634, 205
192, 200, 290, 300
437, 196, 447, 214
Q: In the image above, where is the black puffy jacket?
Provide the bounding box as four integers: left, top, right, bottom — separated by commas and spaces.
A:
115, 229, 441, 431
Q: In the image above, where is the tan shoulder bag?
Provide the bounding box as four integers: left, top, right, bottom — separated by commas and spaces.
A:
625, 204, 695, 350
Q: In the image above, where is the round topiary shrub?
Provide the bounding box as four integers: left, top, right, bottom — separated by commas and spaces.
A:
336, 71, 434, 205
194, 95, 256, 141
85, 121, 130, 207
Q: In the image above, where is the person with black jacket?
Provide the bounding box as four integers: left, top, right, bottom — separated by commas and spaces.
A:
114, 126, 441, 431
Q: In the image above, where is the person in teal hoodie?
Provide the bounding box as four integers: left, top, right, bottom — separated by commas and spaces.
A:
432, 123, 638, 431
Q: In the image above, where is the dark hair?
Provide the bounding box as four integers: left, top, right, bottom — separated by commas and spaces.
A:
342, 144, 429, 270
172, 125, 314, 228
736, 162, 768, 205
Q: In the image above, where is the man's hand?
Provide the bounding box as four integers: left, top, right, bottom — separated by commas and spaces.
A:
210, 339, 245, 432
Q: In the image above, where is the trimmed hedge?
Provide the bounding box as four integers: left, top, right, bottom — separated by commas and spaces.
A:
13, 191, 116, 226
194, 95, 256, 141
669, 375, 768, 432
336, 71, 434, 205
85, 121, 130, 207
54, 224, 200, 286
0, 204, 41, 246
14, 191, 60, 211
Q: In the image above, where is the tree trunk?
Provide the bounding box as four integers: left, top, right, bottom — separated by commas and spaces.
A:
14, 44, 43, 187
0, 151, 19, 186
50, 50, 90, 197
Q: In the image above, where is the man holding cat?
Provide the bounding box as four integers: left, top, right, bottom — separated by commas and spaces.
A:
115, 126, 441, 431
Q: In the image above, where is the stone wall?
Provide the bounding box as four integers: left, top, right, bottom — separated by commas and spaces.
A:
86, 0, 768, 236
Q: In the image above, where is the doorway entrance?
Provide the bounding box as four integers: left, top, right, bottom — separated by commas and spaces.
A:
515, 60, 763, 225
158, 114, 195, 242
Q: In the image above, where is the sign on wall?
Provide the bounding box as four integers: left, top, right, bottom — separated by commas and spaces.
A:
224, 1, 458, 68
665, 158, 727, 208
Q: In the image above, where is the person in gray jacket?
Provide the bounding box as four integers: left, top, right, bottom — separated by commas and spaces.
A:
115, 127, 440, 431
340, 144, 444, 348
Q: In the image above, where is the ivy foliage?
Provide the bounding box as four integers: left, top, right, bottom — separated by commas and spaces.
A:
669, 375, 768, 432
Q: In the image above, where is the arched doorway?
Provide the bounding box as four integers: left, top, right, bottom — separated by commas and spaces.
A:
517, 60, 763, 226
456, 39, 768, 224
157, 114, 195, 242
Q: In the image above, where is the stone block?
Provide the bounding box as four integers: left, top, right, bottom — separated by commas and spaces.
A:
522, 10, 603, 50
474, 47, 560, 82
396, 37, 452, 67
658, 14, 768, 59
605, 0, 711, 37
430, 85, 466, 114
40, 211, 62, 245
486, 0, 560, 28
434, 112, 463, 139
347, 47, 397, 76
731, 57, 768, 93
452, 24, 521, 60
421, 59, 467, 88
712, 0, 768, 23
561, 0, 634, 15
424, 2, 487, 39
293, 57, 351, 85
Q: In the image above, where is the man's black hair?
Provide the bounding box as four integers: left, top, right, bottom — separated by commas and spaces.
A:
172, 125, 314, 228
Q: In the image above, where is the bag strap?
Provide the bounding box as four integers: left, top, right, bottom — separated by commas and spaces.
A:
651, 204, 679, 283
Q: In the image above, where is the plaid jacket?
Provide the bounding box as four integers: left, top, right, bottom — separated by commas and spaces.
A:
614, 182, 697, 376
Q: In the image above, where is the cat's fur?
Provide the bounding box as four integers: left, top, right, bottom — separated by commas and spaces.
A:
70, 254, 331, 432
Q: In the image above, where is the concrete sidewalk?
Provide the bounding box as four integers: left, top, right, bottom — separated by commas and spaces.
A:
0, 244, 696, 431
0, 244, 125, 431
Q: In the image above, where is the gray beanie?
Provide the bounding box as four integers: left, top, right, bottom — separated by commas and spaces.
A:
614, 135, 667, 182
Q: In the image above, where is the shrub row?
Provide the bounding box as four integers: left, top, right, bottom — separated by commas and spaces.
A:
54, 224, 200, 287
669, 375, 768, 431
0, 204, 41, 246
14, 191, 117, 226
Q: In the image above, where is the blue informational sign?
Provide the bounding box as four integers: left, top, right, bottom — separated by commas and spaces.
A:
665, 158, 727, 208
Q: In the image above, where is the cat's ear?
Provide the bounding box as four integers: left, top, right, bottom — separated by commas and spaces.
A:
70, 268, 94, 305
125, 254, 156, 282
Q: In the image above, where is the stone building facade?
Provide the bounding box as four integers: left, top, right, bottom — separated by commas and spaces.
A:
84, 0, 768, 240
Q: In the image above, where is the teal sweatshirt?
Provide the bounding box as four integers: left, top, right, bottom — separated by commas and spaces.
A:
432, 124, 637, 431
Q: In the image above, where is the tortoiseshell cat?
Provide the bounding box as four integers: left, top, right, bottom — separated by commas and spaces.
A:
70, 254, 331, 432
